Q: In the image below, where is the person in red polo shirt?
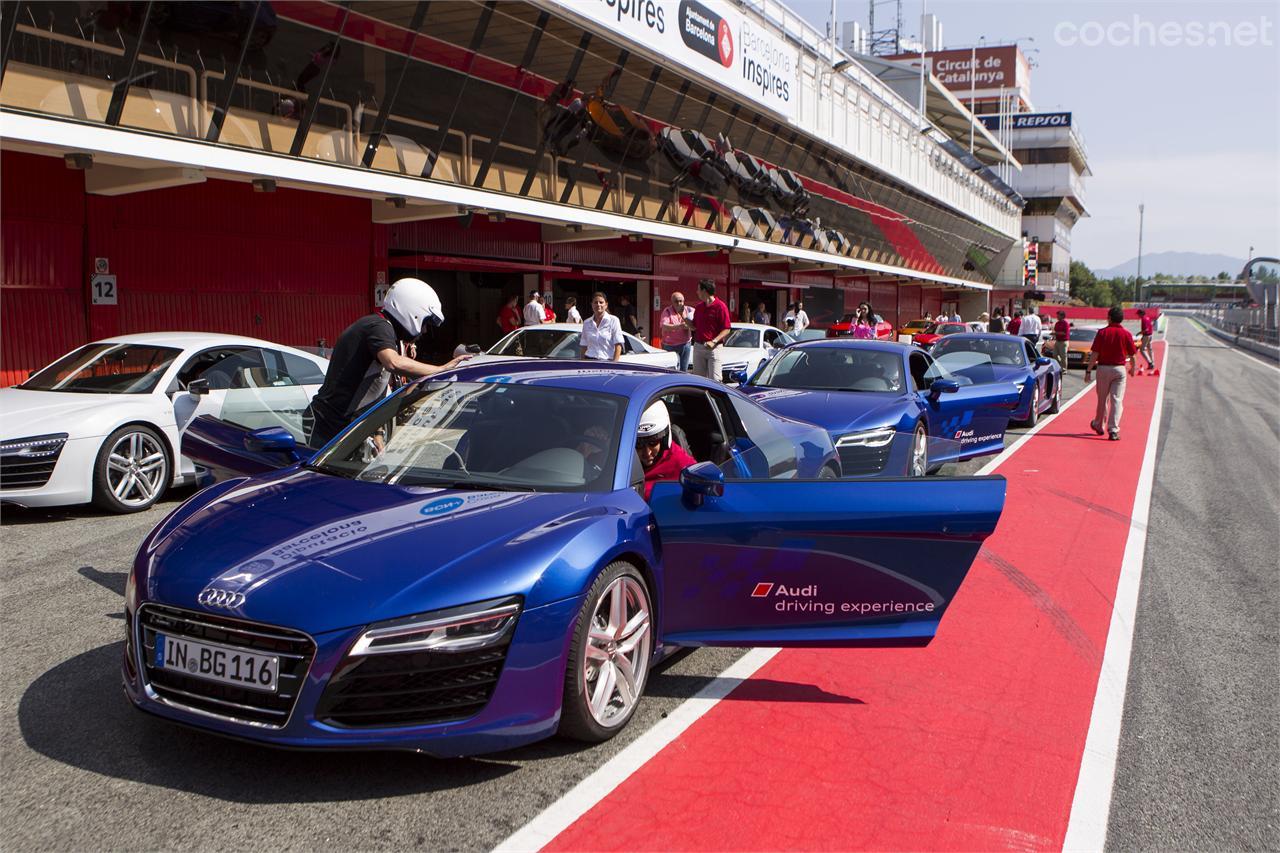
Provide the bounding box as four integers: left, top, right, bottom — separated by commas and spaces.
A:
1136, 308, 1157, 374
1084, 306, 1138, 440
686, 279, 732, 381
1052, 310, 1071, 372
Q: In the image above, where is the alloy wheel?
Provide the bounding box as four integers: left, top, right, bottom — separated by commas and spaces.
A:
583, 575, 652, 727
105, 431, 168, 508
910, 425, 928, 477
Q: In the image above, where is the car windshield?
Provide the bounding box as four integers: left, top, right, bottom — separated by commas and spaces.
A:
724, 328, 761, 348
749, 347, 905, 393
19, 343, 181, 394
931, 336, 1028, 366
309, 381, 626, 492
489, 329, 581, 358
1071, 328, 1099, 342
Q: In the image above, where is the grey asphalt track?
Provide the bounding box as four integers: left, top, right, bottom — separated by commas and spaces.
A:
7, 326, 1271, 851
1105, 316, 1279, 851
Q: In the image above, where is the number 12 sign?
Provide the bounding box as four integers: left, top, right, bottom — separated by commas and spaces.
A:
91, 274, 118, 305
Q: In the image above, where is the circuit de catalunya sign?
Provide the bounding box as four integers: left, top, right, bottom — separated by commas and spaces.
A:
547, 0, 799, 122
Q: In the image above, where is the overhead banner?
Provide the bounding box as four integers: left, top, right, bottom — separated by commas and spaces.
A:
547, 0, 799, 121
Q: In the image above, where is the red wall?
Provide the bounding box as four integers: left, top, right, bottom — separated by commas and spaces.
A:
1, 152, 88, 386
1, 151, 375, 384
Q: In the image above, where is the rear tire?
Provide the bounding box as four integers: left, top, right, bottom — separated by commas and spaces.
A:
92, 425, 170, 513
560, 562, 653, 743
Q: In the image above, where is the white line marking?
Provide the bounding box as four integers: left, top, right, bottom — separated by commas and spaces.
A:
1184, 317, 1280, 373
1062, 343, 1172, 851
494, 648, 780, 853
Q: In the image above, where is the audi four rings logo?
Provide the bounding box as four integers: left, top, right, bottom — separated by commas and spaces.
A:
198, 588, 246, 609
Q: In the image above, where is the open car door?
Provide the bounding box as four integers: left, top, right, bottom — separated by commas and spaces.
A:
182, 381, 318, 483
649, 471, 1004, 647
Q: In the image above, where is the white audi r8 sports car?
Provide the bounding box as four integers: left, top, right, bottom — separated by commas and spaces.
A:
0, 332, 328, 512
717, 323, 795, 383
471, 323, 678, 369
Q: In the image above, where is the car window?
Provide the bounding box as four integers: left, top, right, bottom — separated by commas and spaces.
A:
489, 329, 579, 358
312, 382, 626, 492
278, 351, 326, 385
750, 346, 905, 393
932, 336, 1026, 366
722, 394, 797, 479
762, 329, 789, 348
622, 334, 646, 355
176, 347, 264, 391
724, 328, 761, 348
20, 343, 181, 394
909, 352, 932, 391
1023, 340, 1039, 363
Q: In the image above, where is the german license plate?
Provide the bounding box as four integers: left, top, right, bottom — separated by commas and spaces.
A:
154, 633, 279, 693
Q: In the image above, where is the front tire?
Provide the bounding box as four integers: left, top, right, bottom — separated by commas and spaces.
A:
92, 425, 170, 513
1046, 378, 1061, 414
909, 422, 929, 477
560, 562, 653, 743
1021, 383, 1041, 427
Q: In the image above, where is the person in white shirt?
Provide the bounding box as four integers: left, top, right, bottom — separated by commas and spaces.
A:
1019, 308, 1043, 345
580, 292, 624, 361
792, 300, 810, 334
565, 296, 582, 324
523, 290, 545, 326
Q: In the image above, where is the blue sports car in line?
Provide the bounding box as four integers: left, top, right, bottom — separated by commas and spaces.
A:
123, 361, 1005, 756
928, 333, 1063, 427
739, 340, 1021, 477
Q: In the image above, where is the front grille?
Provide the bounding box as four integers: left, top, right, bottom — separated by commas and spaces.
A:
837, 442, 892, 476
138, 604, 315, 727
316, 644, 510, 728
0, 434, 67, 490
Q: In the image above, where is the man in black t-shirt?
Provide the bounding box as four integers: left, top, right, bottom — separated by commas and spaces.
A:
304, 278, 470, 447
618, 294, 639, 336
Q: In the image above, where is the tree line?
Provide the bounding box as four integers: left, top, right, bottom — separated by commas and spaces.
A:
1069, 261, 1277, 306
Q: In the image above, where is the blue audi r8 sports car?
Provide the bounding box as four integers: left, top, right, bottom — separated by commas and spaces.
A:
123, 361, 1005, 756
929, 333, 1063, 427
739, 340, 1020, 477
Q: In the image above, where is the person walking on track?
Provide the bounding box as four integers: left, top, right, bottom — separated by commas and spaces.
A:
1084, 306, 1138, 441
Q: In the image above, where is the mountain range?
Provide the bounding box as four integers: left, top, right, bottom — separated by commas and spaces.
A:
1094, 251, 1246, 279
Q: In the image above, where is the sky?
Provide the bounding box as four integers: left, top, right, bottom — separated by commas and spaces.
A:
783, 0, 1280, 270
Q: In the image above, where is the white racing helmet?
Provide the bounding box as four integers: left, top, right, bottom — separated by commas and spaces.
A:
382, 277, 444, 338
637, 400, 670, 447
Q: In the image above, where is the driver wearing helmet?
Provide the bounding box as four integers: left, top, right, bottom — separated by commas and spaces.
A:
304, 278, 470, 447
636, 401, 696, 500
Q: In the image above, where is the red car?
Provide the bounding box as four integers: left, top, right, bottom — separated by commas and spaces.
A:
826, 314, 894, 340
912, 321, 969, 349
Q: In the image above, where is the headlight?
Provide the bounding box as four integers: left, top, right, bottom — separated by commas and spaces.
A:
0, 433, 68, 457
349, 597, 521, 656
836, 426, 896, 448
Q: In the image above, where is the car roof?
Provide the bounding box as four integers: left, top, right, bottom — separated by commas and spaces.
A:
440, 358, 707, 396
730, 323, 780, 332
97, 332, 323, 356
934, 332, 1029, 342
789, 339, 911, 355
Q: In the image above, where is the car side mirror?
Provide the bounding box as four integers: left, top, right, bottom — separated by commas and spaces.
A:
1035, 357, 1053, 367
244, 426, 297, 454
730, 370, 748, 384
929, 378, 961, 397
188, 378, 210, 396
680, 461, 725, 506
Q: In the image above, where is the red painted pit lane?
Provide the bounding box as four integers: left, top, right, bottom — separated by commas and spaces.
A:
544, 343, 1167, 851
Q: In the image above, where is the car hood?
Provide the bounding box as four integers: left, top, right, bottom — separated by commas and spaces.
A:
139, 468, 611, 635
741, 386, 910, 434
0, 387, 161, 440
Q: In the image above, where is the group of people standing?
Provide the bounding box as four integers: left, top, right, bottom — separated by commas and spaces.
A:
657, 280, 732, 377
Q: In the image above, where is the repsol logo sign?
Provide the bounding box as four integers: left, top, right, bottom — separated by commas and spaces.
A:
596, 0, 666, 33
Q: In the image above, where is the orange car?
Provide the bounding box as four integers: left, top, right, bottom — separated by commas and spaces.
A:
1042, 326, 1100, 368
897, 319, 933, 339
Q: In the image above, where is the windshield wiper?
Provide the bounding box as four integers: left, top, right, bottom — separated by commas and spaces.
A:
404, 476, 539, 492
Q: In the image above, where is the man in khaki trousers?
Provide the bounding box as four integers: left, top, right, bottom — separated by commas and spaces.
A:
1083, 306, 1138, 441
